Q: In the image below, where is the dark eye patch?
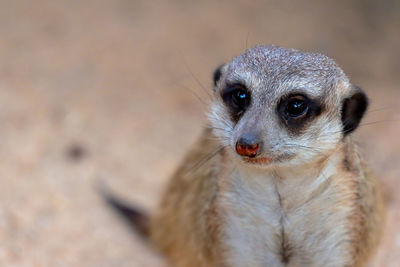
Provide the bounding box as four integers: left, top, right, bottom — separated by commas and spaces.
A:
285, 96, 309, 118
221, 83, 251, 122
277, 93, 322, 132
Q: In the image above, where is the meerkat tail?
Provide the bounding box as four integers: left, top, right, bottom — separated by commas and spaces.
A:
98, 183, 150, 238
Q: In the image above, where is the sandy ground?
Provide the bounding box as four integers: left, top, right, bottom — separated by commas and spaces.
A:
0, 0, 399, 266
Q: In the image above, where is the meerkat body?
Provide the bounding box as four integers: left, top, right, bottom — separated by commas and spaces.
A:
151, 129, 383, 267
107, 45, 384, 266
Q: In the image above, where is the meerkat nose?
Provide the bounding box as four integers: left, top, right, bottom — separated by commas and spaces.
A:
235, 136, 261, 158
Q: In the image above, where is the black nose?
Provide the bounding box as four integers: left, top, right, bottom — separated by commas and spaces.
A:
235, 136, 262, 157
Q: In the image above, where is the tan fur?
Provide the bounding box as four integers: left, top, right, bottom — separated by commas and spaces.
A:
149, 46, 384, 267
150, 128, 223, 266
150, 130, 384, 267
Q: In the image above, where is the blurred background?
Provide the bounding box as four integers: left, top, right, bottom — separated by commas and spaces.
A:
0, 0, 399, 266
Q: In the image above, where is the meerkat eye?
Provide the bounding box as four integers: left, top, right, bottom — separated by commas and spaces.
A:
221, 84, 251, 115
278, 94, 321, 130
285, 96, 308, 118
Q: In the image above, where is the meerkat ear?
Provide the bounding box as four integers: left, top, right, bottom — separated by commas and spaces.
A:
341, 85, 369, 135
213, 64, 226, 89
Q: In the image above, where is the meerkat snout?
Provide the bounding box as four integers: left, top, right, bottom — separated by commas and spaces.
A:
235, 134, 262, 158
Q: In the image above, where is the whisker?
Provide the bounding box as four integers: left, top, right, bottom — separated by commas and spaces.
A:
281, 144, 328, 157
368, 106, 393, 113
282, 143, 325, 151
179, 51, 212, 100
185, 145, 226, 174
209, 127, 229, 132
206, 124, 233, 132
358, 119, 399, 127
180, 84, 210, 107
316, 118, 399, 137
245, 30, 251, 50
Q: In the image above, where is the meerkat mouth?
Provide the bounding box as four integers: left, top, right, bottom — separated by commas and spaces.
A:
242, 157, 271, 165
240, 152, 295, 166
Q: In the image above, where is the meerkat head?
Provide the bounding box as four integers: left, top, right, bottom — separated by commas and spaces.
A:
209, 45, 368, 168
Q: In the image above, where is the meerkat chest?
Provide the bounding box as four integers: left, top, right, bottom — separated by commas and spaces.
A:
218, 170, 354, 267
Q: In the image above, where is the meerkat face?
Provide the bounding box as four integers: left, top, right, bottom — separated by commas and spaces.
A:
209, 45, 368, 168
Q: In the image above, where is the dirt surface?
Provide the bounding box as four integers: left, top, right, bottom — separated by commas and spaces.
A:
0, 1, 399, 266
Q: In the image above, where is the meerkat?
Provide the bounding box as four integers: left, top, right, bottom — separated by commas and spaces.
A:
105, 45, 384, 267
